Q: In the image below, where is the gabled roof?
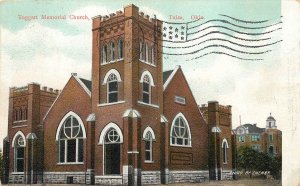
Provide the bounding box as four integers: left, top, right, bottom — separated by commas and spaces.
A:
243, 124, 265, 133
79, 78, 92, 92
163, 65, 180, 91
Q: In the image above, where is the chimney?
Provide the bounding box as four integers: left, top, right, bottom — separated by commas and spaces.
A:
42, 86, 47, 91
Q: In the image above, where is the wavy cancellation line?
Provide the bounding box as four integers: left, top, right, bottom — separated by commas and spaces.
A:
187, 25, 282, 36
219, 14, 270, 24
186, 51, 264, 61
161, 44, 272, 56
188, 19, 282, 30
161, 38, 282, 49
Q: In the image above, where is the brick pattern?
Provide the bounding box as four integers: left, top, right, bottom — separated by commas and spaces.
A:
168, 170, 209, 183
141, 171, 161, 184
43, 172, 86, 184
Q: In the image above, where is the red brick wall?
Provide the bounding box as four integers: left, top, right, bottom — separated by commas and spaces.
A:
43, 77, 91, 172
163, 68, 209, 170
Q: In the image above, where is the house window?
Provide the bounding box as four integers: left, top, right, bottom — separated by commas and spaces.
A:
252, 145, 260, 151
222, 139, 229, 163
269, 134, 273, 142
142, 75, 151, 104
175, 96, 186, 105
144, 131, 153, 161
58, 116, 84, 163
139, 41, 143, 60
107, 73, 118, 103
118, 38, 123, 59
151, 46, 154, 64
110, 42, 115, 61
102, 44, 107, 64
238, 135, 245, 142
145, 43, 149, 62
251, 134, 260, 141
14, 135, 25, 172
171, 113, 191, 146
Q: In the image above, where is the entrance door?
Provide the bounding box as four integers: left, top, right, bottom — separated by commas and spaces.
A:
104, 128, 121, 175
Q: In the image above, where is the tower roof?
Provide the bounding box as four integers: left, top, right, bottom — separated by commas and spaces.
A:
267, 113, 276, 121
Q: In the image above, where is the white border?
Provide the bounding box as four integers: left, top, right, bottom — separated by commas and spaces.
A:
12, 131, 26, 147
139, 70, 155, 86
55, 111, 87, 141
170, 112, 192, 147
102, 69, 122, 85
98, 122, 123, 144
142, 126, 156, 140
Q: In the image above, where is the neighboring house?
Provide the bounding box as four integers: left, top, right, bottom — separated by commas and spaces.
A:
2, 4, 235, 185
235, 114, 282, 157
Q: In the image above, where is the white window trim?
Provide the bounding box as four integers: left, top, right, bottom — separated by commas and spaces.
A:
102, 69, 122, 85
55, 111, 87, 141
139, 59, 157, 67
118, 38, 123, 59
170, 112, 192, 147
137, 101, 159, 108
13, 120, 28, 124
12, 131, 26, 147
142, 126, 156, 140
175, 96, 186, 105
142, 80, 151, 104
98, 100, 125, 107
98, 122, 124, 145
222, 138, 229, 164
107, 76, 118, 103
139, 71, 155, 86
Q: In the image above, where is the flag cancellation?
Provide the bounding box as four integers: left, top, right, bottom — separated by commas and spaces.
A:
158, 14, 282, 61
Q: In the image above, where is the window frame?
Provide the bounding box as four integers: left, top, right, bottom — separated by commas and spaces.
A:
14, 134, 25, 172
222, 139, 229, 164
142, 75, 151, 104
170, 113, 192, 147
117, 38, 123, 59
102, 44, 107, 64
110, 41, 115, 62
107, 73, 118, 103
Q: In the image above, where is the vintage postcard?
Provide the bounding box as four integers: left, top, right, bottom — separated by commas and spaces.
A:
0, 0, 299, 186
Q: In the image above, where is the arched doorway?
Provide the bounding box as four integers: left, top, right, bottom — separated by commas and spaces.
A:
104, 128, 121, 175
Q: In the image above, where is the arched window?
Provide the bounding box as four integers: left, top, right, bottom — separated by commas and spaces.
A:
118, 38, 123, 59
222, 139, 229, 163
170, 113, 191, 146
143, 127, 155, 162
58, 115, 84, 163
142, 75, 151, 104
13, 134, 25, 172
107, 73, 118, 103
139, 41, 143, 60
102, 44, 107, 64
24, 108, 27, 120
19, 108, 22, 121
144, 131, 153, 161
151, 46, 155, 64
110, 42, 115, 61
145, 43, 149, 62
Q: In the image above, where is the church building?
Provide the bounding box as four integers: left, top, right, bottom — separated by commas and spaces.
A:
2, 4, 235, 185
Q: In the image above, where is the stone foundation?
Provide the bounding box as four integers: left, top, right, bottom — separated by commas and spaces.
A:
168, 170, 209, 183
95, 175, 123, 185
43, 172, 86, 184
9, 173, 25, 184
222, 170, 233, 180
141, 171, 161, 185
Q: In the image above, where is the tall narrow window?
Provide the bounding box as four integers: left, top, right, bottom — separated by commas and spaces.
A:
104, 128, 121, 175
151, 46, 154, 64
58, 115, 84, 163
142, 75, 150, 103
118, 39, 123, 59
222, 139, 228, 163
170, 114, 191, 146
24, 108, 27, 120
102, 44, 107, 64
19, 108, 22, 121
14, 110, 18, 121
145, 43, 149, 62
107, 73, 118, 103
144, 131, 153, 162
14, 135, 25, 172
139, 42, 143, 60
110, 42, 115, 61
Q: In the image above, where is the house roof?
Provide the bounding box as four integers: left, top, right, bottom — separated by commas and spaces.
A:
163, 70, 173, 84
243, 124, 265, 133
79, 78, 92, 91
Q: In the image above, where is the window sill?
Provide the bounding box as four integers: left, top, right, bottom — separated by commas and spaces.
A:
101, 58, 124, 65
170, 144, 192, 148
98, 101, 125, 107
12, 124, 28, 128
139, 59, 156, 67
12, 172, 24, 174
144, 160, 154, 163
137, 101, 159, 108
13, 120, 27, 123
57, 162, 84, 165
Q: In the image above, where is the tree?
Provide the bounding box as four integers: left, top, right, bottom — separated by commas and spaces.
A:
237, 146, 281, 179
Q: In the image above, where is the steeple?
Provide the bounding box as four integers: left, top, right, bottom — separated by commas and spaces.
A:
266, 112, 276, 129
